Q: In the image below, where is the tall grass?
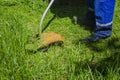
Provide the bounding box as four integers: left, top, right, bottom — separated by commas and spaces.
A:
0, 0, 120, 80
0, 14, 31, 79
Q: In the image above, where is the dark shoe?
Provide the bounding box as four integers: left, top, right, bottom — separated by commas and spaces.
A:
80, 35, 101, 43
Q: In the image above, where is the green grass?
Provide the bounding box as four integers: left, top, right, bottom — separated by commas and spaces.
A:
0, 0, 120, 80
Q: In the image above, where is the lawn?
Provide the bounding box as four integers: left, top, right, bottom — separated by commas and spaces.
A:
0, 0, 120, 80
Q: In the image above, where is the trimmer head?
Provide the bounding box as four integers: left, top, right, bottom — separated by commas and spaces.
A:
26, 32, 63, 52
38, 32, 64, 48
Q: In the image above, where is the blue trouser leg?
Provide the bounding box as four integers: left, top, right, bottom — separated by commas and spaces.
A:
93, 0, 116, 38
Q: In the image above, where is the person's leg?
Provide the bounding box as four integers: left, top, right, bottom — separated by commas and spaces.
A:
93, 0, 116, 39
80, 0, 116, 42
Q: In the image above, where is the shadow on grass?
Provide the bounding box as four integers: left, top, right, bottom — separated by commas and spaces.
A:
84, 37, 120, 53
74, 38, 120, 77
44, 0, 94, 32
74, 52, 120, 77
42, 14, 56, 32
26, 41, 63, 53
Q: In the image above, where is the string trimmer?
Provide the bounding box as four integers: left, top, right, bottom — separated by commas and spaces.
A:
26, 0, 64, 52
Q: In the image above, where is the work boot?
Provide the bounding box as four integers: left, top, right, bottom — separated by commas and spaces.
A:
80, 35, 101, 43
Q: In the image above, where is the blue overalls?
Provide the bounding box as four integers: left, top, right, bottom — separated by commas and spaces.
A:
88, 0, 116, 39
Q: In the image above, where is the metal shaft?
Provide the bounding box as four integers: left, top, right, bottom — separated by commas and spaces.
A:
39, 0, 54, 36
